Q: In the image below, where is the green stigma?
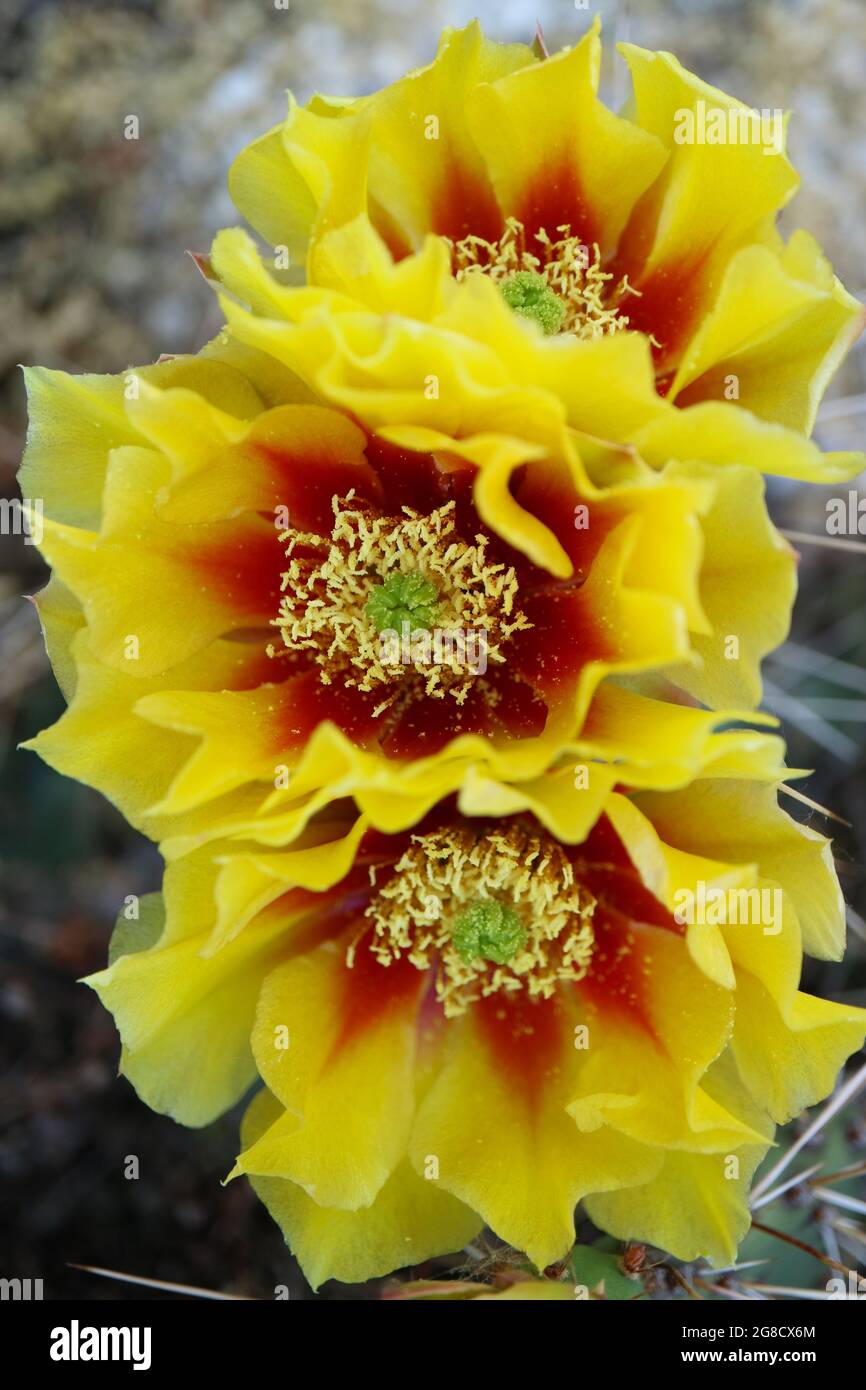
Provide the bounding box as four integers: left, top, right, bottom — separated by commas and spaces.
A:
365, 572, 440, 633
452, 897, 527, 966
500, 270, 565, 335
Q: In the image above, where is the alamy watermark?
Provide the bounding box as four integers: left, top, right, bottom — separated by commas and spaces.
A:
0, 1276, 43, 1299
0, 497, 43, 545
50, 1321, 151, 1371
379, 621, 488, 676
673, 881, 782, 935
673, 100, 784, 156
826, 491, 866, 537
826, 1271, 866, 1299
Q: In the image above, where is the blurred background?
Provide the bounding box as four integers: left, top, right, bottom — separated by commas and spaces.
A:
1, 0, 864, 1301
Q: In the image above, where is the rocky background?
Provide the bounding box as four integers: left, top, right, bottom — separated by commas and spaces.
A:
1, 0, 864, 1300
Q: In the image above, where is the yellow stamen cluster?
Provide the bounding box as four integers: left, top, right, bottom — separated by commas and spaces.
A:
271, 493, 531, 715
357, 823, 596, 1017
448, 216, 639, 338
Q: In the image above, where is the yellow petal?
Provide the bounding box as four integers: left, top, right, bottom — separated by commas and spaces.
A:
669, 233, 866, 434
23, 631, 273, 838
585, 1144, 764, 1266
238, 1088, 482, 1289
634, 778, 847, 960
248, 941, 428, 1208
409, 995, 659, 1270
466, 21, 667, 253
659, 462, 796, 707
84, 864, 294, 1126
20, 356, 266, 529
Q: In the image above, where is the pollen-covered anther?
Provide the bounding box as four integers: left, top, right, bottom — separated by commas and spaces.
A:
447, 216, 639, 339
270, 493, 532, 713
358, 823, 596, 1017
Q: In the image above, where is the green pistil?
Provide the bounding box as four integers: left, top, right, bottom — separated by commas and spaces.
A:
500, 270, 565, 335
365, 572, 440, 633
452, 897, 527, 966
